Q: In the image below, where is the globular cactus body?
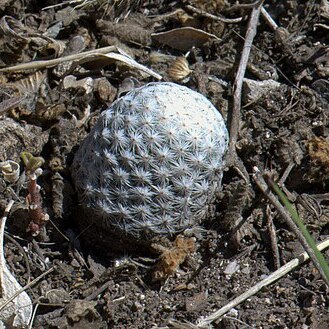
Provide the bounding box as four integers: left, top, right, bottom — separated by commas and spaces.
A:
72, 82, 228, 241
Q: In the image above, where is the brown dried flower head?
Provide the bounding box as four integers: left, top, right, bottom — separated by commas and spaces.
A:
168, 57, 191, 81
152, 235, 196, 282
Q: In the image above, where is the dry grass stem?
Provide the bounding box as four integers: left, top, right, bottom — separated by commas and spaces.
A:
228, 1, 263, 158
0, 266, 55, 313
0, 46, 116, 72
260, 6, 279, 31
196, 237, 329, 327
186, 5, 243, 23
253, 167, 329, 286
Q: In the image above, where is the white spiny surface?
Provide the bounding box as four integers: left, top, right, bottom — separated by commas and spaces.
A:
72, 82, 228, 240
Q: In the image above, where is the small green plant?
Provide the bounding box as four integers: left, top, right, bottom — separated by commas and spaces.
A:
21, 152, 44, 173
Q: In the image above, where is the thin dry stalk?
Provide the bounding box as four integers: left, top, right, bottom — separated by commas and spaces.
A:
186, 5, 242, 23
229, 1, 263, 157
226, 1, 263, 183
0, 266, 55, 313
260, 6, 278, 31
0, 200, 14, 222
266, 205, 280, 269
253, 167, 329, 286
0, 200, 14, 295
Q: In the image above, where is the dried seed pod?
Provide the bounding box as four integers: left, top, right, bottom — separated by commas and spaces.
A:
71, 82, 228, 243
0, 160, 20, 183
168, 57, 192, 81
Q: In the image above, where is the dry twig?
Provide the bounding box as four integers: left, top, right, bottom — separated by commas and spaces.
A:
185, 5, 243, 23
227, 0, 264, 12
228, 1, 263, 159
225, 1, 263, 183
260, 6, 278, 31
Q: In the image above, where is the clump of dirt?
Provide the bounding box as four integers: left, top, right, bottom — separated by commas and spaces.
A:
0, 1, 328, 328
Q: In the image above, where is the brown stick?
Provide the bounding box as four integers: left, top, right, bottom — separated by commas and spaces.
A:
229, 2, 263, 158
225, 1, 263, 183
186, 5, 243, 23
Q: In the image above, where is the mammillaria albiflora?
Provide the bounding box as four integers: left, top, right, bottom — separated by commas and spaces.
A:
71, 82, 228, 241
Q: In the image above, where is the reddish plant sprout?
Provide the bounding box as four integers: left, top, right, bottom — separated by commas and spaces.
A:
21, 152, 48, 237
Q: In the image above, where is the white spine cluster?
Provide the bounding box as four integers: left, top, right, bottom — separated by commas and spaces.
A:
72, 82, 228, 240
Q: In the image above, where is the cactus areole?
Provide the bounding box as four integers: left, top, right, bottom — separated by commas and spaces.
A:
72, 82, 229, 241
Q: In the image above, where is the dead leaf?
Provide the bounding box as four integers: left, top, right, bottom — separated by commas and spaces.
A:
151, 27, 219, 51
152, 235, 196, 282
306, 137, 329, 182
0, 117, 49, 165
67, 50, 162, 80
0, 201, 33, 328
0, 95, 26, 115
0, 16, 67, 56
14, 71, 46, 96
65, 300, 100, 323
0, 15, 29, 42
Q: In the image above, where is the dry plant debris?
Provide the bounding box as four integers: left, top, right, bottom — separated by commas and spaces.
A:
168, 56, 192, 81
151, 27, 219, 51
152, 235, 196, 282
0, 0, 329, 328
0, 160, 20, 184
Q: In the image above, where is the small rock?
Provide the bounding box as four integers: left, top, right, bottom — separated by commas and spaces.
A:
223, 260, 240, 275
243, 78, 281, 104
185, 291, 208, 312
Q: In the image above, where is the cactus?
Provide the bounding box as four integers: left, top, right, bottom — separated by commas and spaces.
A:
71, 82, 228, 241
